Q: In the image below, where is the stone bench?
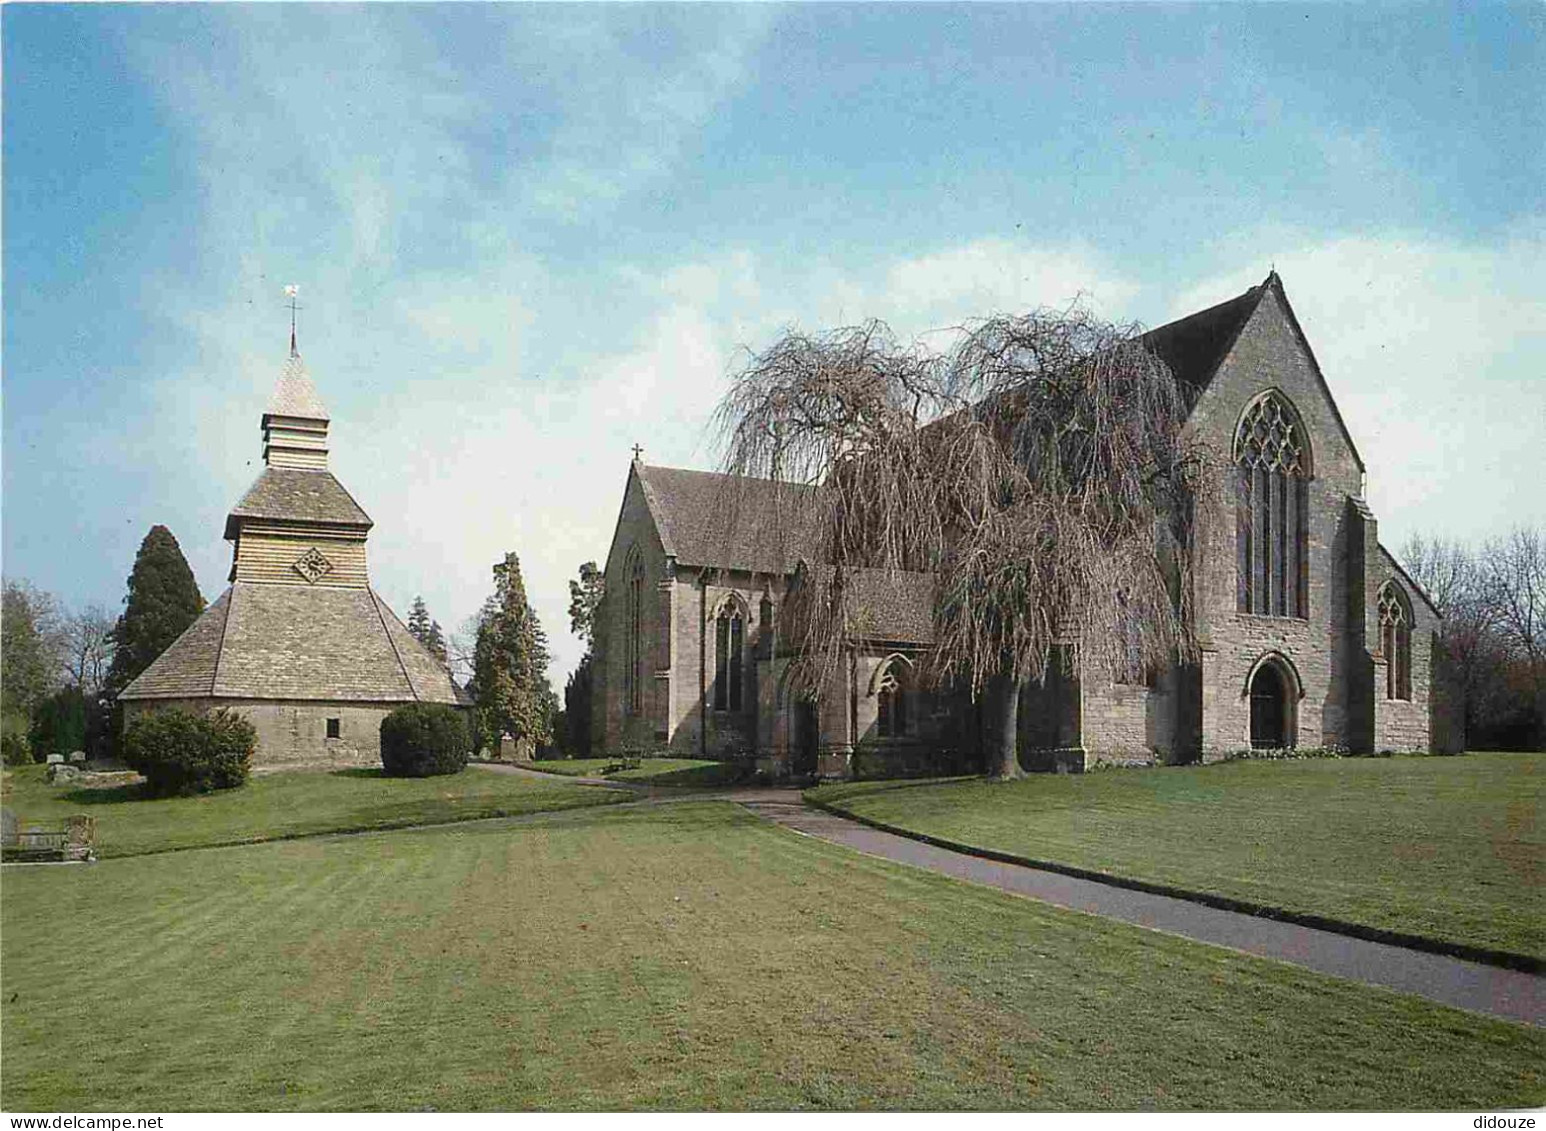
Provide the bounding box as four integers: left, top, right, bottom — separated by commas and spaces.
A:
1, 810, 96, 862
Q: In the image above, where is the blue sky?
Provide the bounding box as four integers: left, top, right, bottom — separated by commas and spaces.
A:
5, 2, 1543, 684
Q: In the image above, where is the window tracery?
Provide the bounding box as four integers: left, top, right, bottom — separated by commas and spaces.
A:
714, 601, 745, 712
876, 658, 910, 738
1235, 392, 1310, 618
1378, 583, 1412, 701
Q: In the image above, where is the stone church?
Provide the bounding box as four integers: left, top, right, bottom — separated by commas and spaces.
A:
118, 337, 466, 768
593, 272, 1456, 778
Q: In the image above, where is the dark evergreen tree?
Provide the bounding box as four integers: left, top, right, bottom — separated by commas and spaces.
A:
564, 652, 595, 756
105, 526, 205, 697
472, 552, 554, 752
406, 595, 432, 644
29, 685, 87, 760
426, 619, 448, 665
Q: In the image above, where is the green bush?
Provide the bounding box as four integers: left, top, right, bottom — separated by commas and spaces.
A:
1, 726, 31, 768
123, 708, 254, 796
380, 703, 470, 778
29, 686, 87, 761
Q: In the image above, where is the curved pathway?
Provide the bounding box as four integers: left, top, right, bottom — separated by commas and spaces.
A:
475, 766, 1543, 1026
735, 793, 1543, 1028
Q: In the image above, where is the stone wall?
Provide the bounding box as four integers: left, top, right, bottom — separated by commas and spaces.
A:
666, 573, 779, 759
593, 467, 787, 758
123, 696, 401, 769
594, 470, 670, 754
1373, 551, 1449, 753
1184, 287, 1369, 759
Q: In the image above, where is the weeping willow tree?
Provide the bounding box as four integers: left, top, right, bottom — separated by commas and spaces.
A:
713, 306, 1217, 779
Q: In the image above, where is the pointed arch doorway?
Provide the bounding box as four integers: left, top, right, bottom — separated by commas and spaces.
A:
790, 697, 819, 777
1249, 663, 1290, 750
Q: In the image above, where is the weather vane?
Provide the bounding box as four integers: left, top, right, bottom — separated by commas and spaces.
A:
284, 284, 302, 354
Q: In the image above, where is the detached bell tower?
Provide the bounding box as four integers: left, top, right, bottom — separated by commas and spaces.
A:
117, 284, 468, 770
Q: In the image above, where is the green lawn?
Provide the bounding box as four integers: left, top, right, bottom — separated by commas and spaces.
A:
518, 757, 751, 788
0, 763, 627, 858
810, 753, 1545, 960
2, 801, 1539, 1111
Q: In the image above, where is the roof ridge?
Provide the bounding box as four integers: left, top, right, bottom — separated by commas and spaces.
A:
210, 587, 236, 695
633, 462, 677, 558
369, 589, 420, 702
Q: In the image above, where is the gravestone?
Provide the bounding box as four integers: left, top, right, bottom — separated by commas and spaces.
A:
45, 753, 64, 766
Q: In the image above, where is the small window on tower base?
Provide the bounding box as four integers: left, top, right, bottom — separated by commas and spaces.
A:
326, 717, 340, 739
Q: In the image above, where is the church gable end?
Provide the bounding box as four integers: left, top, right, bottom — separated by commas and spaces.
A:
1195, 277, 1364, 496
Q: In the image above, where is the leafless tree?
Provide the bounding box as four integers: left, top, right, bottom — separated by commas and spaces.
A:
1402, 528, 1546, 750
1401, 534, 1500, 747
1400, 534, 1477, 618
63, 604, 116, 694
714, 308, 1214, 778
1482, 527, 1546, 746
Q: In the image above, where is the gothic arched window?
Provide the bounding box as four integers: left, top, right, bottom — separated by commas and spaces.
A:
1378, 582, 1412, 701
1235, 392, 1310, 618
876, 658, 911, 738
714, 602, 745, 712
626, 552, 645, 715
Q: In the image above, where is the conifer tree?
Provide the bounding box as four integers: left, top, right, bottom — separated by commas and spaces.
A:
564, 652, 595, 756
105, 526, 205, 697
472, 552, 553, 751
426, 620, 448, 665
406, 596, 432, 644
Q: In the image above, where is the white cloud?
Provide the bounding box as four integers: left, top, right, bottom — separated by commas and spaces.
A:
1172, 223, 1546, 549
94, 7, 1545, 694
882, 240, 1139, 335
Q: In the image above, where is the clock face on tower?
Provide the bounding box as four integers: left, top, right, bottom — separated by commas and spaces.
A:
293, 547, 335, 585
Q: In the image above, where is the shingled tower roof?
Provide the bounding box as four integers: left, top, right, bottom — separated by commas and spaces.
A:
266, 349, 330, 420
262, 346, 332, 472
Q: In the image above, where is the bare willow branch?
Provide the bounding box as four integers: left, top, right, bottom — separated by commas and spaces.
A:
711, 304, 1219, 771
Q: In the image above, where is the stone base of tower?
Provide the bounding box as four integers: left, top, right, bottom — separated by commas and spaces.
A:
123, 697, 428, 771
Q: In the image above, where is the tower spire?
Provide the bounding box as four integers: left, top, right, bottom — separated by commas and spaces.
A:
264, 292, 330, 470
284, 284, 301, 357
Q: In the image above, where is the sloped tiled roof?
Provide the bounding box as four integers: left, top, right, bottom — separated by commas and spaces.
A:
637, 464, 816, 574
224, 468, 372, 539
119, 583, 466, 705
115, 590, 233, 698
1141, 277, 1268, 390
265, 350, 330, 420
844, 569, 935, 644
787, 565, 936, 645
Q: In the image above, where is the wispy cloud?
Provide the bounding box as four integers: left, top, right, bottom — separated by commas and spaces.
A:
1174, 221, 1546, 547
27, 6, 1539, 696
